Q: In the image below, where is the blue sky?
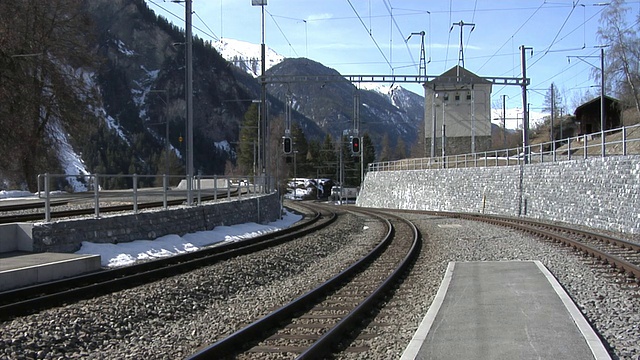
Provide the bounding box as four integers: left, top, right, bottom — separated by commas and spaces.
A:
145, 0, 640, 116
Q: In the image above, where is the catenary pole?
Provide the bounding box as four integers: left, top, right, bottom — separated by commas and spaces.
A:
186, 0, 194, 205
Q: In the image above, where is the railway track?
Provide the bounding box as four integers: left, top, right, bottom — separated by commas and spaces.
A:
0, 189, 240, 223
380, 208, 640, 282
187, 205, 420, 359
0, 203, 335, 320
459, 213, 640, 280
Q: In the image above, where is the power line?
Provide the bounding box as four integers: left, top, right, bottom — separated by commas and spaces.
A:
464, 0, 478, 51
266, 10, 299, 57
148, 0, 219, 43
193, 11, 219, 41
345, 0, 392, 70
381, 0, 420, 73
443, 0, 453, 72
477, 2, 544, 72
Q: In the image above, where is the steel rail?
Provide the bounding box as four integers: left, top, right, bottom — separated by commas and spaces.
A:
0, 205, 335, 320
456, 214, 640, 280
298, 209, 420, 359
371, 207, 640, 281
187, 206, 420, 359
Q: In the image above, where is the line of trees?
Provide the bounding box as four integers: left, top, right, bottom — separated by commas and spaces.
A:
234, 104, 376, 187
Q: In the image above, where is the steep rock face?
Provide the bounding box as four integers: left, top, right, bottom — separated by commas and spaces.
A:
265, 58, 423, 154
85, 0, 264, 175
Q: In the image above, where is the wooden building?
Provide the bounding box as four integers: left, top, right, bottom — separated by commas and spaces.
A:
574, 95, 622, 135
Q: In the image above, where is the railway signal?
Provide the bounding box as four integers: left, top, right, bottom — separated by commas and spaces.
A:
351, 136, 360, 155
283, 137, 292, 154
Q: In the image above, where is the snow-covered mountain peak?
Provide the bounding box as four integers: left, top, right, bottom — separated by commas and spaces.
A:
214, 38, 285, 77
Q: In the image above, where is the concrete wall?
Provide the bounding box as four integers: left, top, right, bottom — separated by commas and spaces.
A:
32, 193, 281, 253
357, 156, 640, 235
0, 223, 33, 252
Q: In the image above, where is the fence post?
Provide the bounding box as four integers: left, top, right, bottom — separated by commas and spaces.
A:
133, 174, 138, 214
583, 135, 588, 160
227, 177, 231, 199
214, 175, 218, 201
197, 175, 202, 205
540, 143, 544, 163
44, 173, 51, 222
623, 126, 627, 156
163, 174, 168, 209
568, 140, 572, 161
94, 174, 100, 218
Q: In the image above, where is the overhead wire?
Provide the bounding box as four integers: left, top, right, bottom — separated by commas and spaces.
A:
464, 0, 478, 51
381, 0, 419, 74
193, 11, 220, 42
266, 10, 299, 57
476, 2, 545, 72
443, 0, 453, 72
148, 0, 220, 43
345, 0, 393, 70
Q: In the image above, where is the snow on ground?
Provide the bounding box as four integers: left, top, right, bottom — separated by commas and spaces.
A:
75, 209, 303, 268
0, 190, 34, 200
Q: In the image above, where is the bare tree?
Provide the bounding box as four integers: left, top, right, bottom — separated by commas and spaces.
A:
0, 0, 98, 190
597, 0, 640, 115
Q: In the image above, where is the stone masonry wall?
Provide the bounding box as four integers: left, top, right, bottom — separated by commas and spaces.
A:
357, 156, 640, 235
32, 193, 281, 253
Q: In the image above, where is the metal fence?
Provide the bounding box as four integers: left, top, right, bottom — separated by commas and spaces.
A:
36, 173, 261, 222
368, 123, 640, 172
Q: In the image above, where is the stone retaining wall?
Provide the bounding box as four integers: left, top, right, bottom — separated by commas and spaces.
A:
32, 193, 281, 252
357, 156, 640, 235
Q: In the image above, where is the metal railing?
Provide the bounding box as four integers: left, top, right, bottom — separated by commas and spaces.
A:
368, 123, 640, 172
36, 173, 262, 222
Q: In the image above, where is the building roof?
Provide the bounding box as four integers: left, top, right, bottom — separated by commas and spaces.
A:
575, 95, 621, 113
425, 65, 493, 88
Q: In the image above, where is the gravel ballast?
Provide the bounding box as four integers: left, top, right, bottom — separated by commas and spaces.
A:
1, 207, 639, 359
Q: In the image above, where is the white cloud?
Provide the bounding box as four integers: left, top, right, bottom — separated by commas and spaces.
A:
306, 13, 333, 22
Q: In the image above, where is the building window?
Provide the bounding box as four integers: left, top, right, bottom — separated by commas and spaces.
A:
454, 94, 460, 101
466, 92, 472, 100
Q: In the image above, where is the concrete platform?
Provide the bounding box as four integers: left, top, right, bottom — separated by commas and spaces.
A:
401, 261, 610, 360
0, 252, 101, 292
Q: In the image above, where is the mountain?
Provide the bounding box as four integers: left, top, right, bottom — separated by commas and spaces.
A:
214, 38, 285, 78
0, 0, 423, 191
264, 58, 423, 155
211, 39, 425, 155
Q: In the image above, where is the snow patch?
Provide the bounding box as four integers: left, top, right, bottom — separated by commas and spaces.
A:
48, 120, 90, 192
491, 108, 547, 130
76, 209, 303, 267
214, 38, 285, 77
215, 140, 232, 152
116, 40, 135, 56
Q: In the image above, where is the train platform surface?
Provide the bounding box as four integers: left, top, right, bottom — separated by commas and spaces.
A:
0, 251, 101, 291
401, 261, 610, 360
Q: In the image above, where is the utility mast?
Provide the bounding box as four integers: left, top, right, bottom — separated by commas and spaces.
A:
450, 21, 475, 76
407, 31, 426, 81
